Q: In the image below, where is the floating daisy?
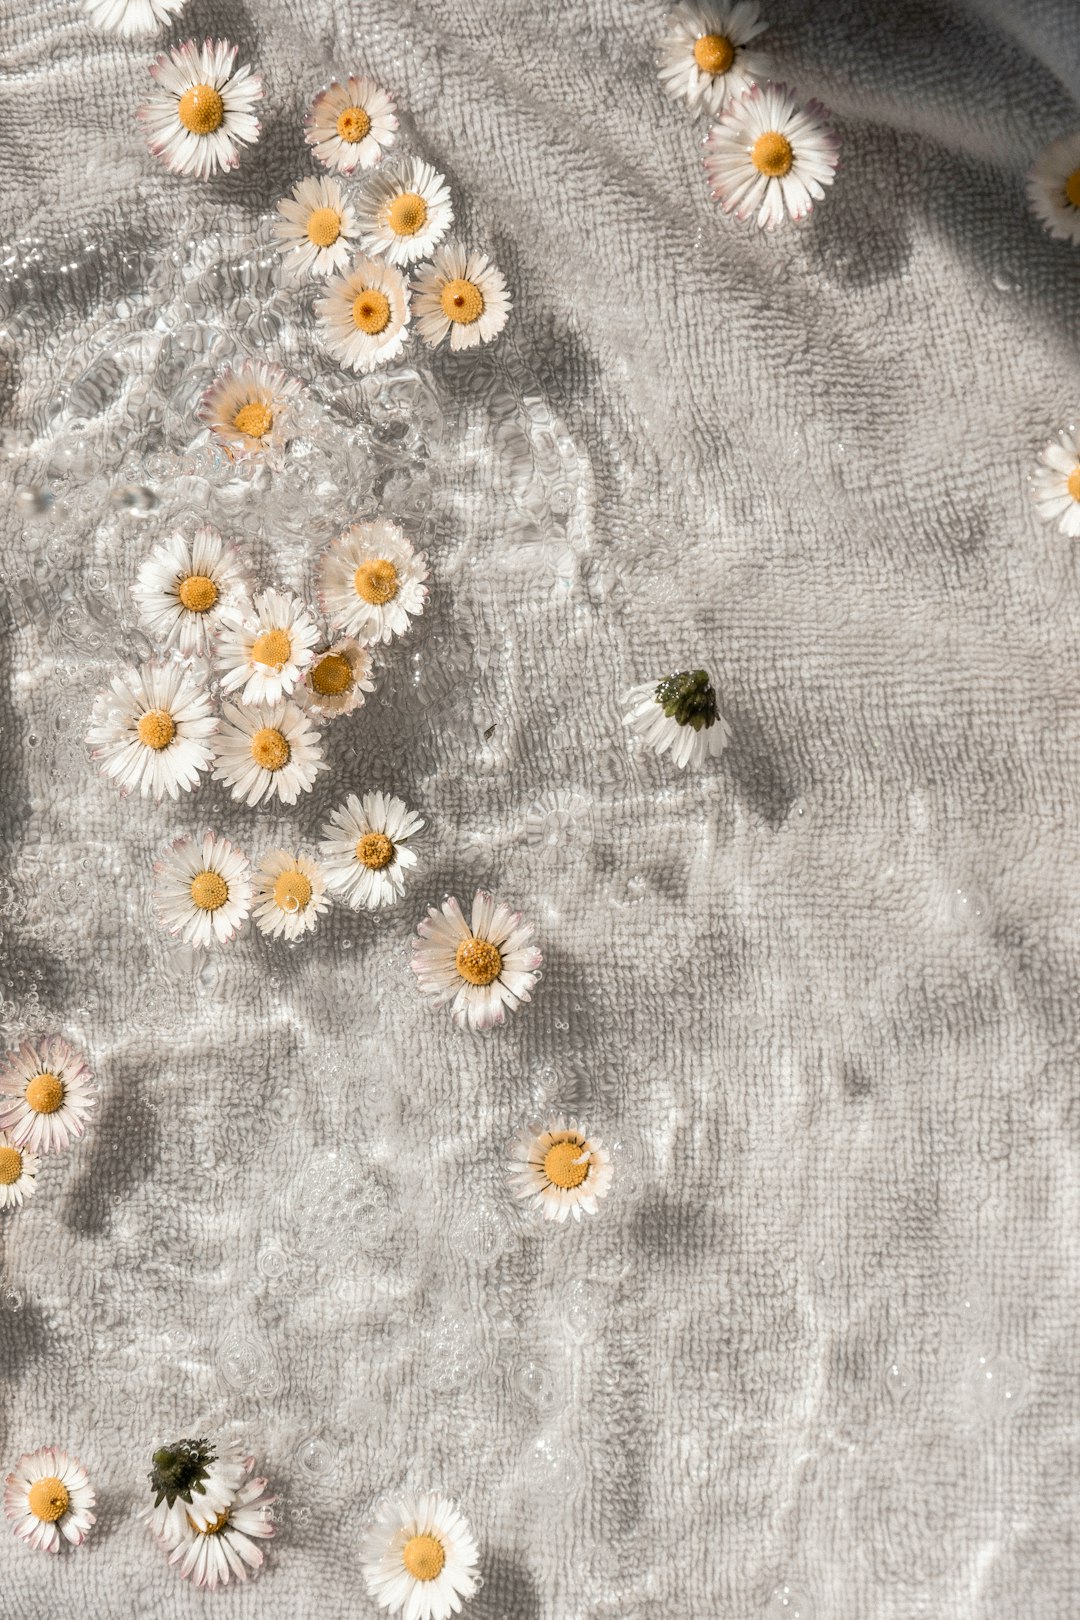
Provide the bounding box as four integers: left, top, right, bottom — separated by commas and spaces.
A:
3, 1448, 95, 1554
199, 359, 302, 463
657, 2, 770, 116
153, 832, 252, 949
215, 588, 319, 705
508, 1117, 614, 1224
361, 1491, 480, 1620
297, 637, 374, 721
315, 255, 411, 373
1032, 423, 1080, 536
0, 1132, 39, 1211
252, 850, 331, 940
272, 175, 359, 280
703, 81, 839, 229
163, 1461, 276, 1590
319, 792, 424, 911
356, 158, 454, 266
86, 0, 185, 34
132, 524, 252, 657
86, 659, 217, 802
1027, 133, 1080, 247
412, 243, 511, 352
411, 891, 542, 1031
623, 669, 731, 769
138, 38, 262, 181
145, 1438, 247, 1544
305, 75, 398, 174
0, 1037, 95, 1157
317, 519, 428, 644
212, 700, 325, 809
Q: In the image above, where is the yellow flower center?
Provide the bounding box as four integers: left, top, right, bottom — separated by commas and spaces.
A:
354, 558, 399, 604
751, 131, 794, 178
26, 1072, 64, 1115
352, 289, 391, 335
455, 937, 502, 986
177, 83, 224, 136
1068, 466, 1080, 503
440, 278, 485, 325
356, 832, 394, 870
1064, 167, 1080, 210
191, 871, 228, 912
137, 708, 176, 751
252, 628, 292, 669
200, 1508, 231, 1536
310, 652, 353, 696
387, 192, 428, 236
402, 1533, 445, 1582
28, 1478, 69, 1523
0, 1145, 23, 1185
336, 105, 371, 143
544, 1138, 589, 1190
251, 727, 290, 771
273, 870, 313, 912
178, 573, 219, 612
232, 401, 273, 440
693, 32, 735, 75
307, 206, 342, 248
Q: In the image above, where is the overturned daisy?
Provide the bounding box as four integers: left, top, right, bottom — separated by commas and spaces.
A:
297, 637, 374, 720
320, 792, 423, 911
317, 519, 428, 644
657, 2, 770, 116
356, 157, 453, 266
412, 244, 511, 351
703, 82, 839, 229
305, 74, 398, 175
0, 1037, 95, 1157
508, 1117, 614, 1224
4, 1448, 95, 1553
138, 38, 262, 181
86, 659, 217, 802
215, 588, 319, 705
1027, 133, 1080, 247
252, 850, 331, 940
199, 359, 302, 463
315, 255, 411, 373
163, 1459, 276, 1590
153, 832, 252, 949
0, 1132, 39, 1210
145, 1437, 247, 1545
623, 668, 730, 769
213, 700, 325, 808
412, 891, 542, 1031
1032, 423, 1080, 536
272, 175, 359, 280
132, 524, 252, 657
86, 0, 185, 35
361, 1491, 480, 1620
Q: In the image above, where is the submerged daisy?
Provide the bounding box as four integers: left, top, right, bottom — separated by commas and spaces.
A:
132, 524, 252, 657
315, 255, 411, 373
361, 1492, 480, 1620
411, 891, 542, 1031
199, 360, 302, 463
623, 668, 731, 769
657, 2, 770, 116
305, 75, 398, 174
212, 699, 325, 808
0, 1132, 39, 1210
297, 637, 374, 721
0, 1037, 95, 1157
163, 1461, 276, 1590
319, 792, 424, 911
145, 1438, 247, 1544
508, 1117, 614, 1224
3, 1449, 95, 1553
412, 244, 511, 351
1027, 133, 1080, 247
138, 38, 262, 181
356, 158, 454, 266
272, 175, 358, 279
86, 659, 217, 802
215, 588, 319, 705
153, 832, 252, 949
252, 850, 331, 940
317, 519, 428, 644
1032, 423, 1080, 536
86, 0, 185, 34
703, 81, 839, 229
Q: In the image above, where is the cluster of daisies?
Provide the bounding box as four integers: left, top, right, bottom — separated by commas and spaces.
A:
0, 1037, 95, 1216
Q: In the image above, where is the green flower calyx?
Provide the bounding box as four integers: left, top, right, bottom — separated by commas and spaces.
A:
654, 669, 717, 731
149, 1437, 217, 1507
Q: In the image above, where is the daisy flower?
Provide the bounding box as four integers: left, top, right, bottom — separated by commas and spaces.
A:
0, 1037, 95, 1157
153, 832, 252, 949
703, 82, 839, 230
1032, 423, 1080, 536
272, 175, 359, 280
1027, 133, 1080, 247
86, 659, 217, 802
145, 1438, 247, 1544
315, 255, 411, 373
131, 524, 252, 657
508, 1117, 614, 1224
317, 519, 428, 644
319, 792, 424, 911
412, 243, 511, 352
305, 75, 398, 175
623, 668, 731, 769
212, 699, 325, 808
138, 38, 262, 181
355, 157, 454, 266
215, 588, 319, 705
657, 2, 770, 116
0, 1132, 39, 1210
86, 0, 185, 35
361, 1491, 480, 1620
199, 360, 302, 463
252, 850, 331, 940
4, 1449, 95, 1553
164, 1462, 276, 1590
411, 891, 542, 1031
297, 637, 374, 721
